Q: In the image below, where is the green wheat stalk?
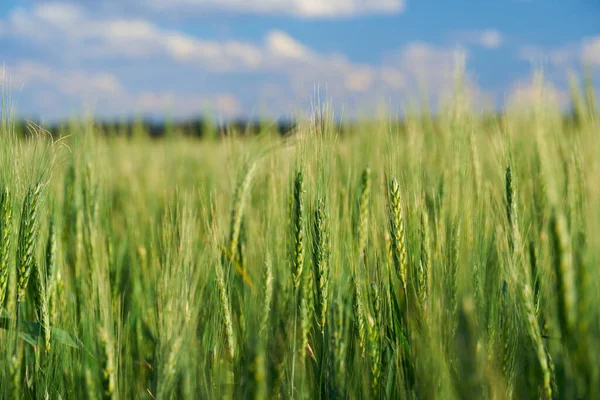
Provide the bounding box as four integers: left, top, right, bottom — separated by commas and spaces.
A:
0, 185, 11, 307
388, 177, 407, 291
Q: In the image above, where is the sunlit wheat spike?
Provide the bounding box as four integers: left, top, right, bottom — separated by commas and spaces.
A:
302, 245, 314, 341
259, 255, 273, 336
550, 209, 577, 338
312, 197, 330, 335
472, 263, 481, 312
357, 167, 371, 259
227, 162, 256, 264
300, 294, 311, 357
418, 209, 430, 305
449, 220, 461, 324
45, 218, 57, 294
52, 269, 64, 324
31, 257, 43, 311
369, 282, 381, 395
388, 177, 407, 289
353, 272, 367, 357
533, 149, 548, 232
215, 260, 235, 360
98, 325, 117, 400
370, 282, 381, 331
40, 277, 51, 354
505, 167, 520, 252
43, 219, 57, 354
498, 280, 515, 394
528, 241, 541, 313
31, 257, 51, 354
291, 170, 305, 289
16, 183, 42, 303
521, 282, 552, 399
505, 167, 516, 225
583, 70, 597, 120
0, 185, 12, 307
469, 133, 482, 195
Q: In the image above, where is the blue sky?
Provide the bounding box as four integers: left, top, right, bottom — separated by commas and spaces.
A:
0, 0, 599, 121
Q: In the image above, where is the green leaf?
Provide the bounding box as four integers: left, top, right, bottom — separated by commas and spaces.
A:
51, 326, 80, 348
0, 317, 80, 349
19, 332, 38, 347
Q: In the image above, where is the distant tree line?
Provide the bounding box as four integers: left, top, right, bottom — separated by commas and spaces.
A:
6, 109, 591, 140
9, 118, 299, 139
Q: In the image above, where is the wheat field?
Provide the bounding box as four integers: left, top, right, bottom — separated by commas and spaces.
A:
0, 77, 599, 399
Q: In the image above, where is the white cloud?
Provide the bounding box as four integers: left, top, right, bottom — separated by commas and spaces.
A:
35, 2, 83, 25
2, 5, 385, 98
5, 61, 242, 118
395, 42, 464, 74
384, 42, 468, 93
582, 36, 600, 66
266, 30, 312, 60
1, 4, 265, 71
519, 35, 600, 68
136, 92, 241, 116
8, 61, 124, 99
1, 2, 492, 118
518, 45, 574, 66
344, 68, 374, 92
456, 29, 503, 49
507, 75, 569, 109
380, 67, 405, 89
384, 43, 495, 108
131, 0, 405, 18
513, 38, 600, 112
479, 29, 503, 49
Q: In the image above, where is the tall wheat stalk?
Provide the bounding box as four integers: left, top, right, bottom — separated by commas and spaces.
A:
388, 177, 407, 292
290, 170, 305, 397
16, 184, 42, 319
0, 185, 11, 308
